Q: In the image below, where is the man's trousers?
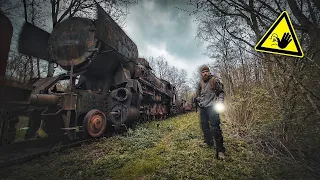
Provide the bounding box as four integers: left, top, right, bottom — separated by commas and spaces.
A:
200, 105, 225, 153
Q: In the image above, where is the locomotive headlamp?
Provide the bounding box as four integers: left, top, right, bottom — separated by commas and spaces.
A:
214, 102, 225, 113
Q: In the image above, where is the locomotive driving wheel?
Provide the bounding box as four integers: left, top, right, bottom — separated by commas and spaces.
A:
83, 109, 106, 138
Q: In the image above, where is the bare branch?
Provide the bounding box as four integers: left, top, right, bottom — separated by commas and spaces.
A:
287, 0, 314, 30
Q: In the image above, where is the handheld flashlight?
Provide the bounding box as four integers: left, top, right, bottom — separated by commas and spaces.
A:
214, 102, 225, 113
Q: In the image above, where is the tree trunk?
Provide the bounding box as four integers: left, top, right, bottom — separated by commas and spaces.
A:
29, 56, 33, 79
37, 58, 40, 78
47, 0, 60, 78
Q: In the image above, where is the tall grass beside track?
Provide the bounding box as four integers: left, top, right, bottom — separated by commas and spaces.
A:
2, 112, 317, 180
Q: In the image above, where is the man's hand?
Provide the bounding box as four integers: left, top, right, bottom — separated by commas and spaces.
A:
195, 97, 203, 108
276, 32, 292, 49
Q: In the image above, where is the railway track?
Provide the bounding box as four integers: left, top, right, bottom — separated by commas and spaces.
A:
0, 112, 191, 173
0, 135, 98, 170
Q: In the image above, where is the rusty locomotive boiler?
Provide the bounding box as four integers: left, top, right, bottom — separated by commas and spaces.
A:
0, 4, 183, 144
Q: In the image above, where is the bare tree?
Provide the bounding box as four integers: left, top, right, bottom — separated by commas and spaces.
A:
149, 55, 170, 79
0, 0, 21, 15
180, 83, 192, 102
148, 56, 188, 96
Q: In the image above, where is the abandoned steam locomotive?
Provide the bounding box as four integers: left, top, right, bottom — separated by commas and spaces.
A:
0, 4, 184, 145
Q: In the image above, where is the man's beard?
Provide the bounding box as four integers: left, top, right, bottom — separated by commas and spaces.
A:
202, 74, 210, 82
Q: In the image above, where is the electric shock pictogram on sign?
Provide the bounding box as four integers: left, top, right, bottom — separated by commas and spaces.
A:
255, 11, 304, 58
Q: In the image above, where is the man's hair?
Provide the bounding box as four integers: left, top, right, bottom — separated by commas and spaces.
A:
200, 65, 209, 72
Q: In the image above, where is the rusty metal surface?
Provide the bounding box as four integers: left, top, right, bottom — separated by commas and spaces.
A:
0, 78, 33, 104
0, 11, 13, 76
83, 109, 106, 137
18, 22, 50, 61
60, 93, 77, 110
84, 50, 121, 77
161, 79, 173, 98
110, 87, 130, 102
48, 18, 98, 69
95, 2, 138, 61
136, 58, 152, 69
0, 77, 33, 91
29, 94, 59, 106
126, 107, 140, 122
153, 76, 163, 89
134, 64, 147, 78
76, 91, 105, 115
138, 77, 167, 95
62, 110, 77, 140
132, 59, 181, 120
32, 74, 66, 94
109, 103, 127, 125
113, 64, 132, 87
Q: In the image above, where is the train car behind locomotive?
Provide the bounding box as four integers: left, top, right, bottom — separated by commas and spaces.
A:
0, 3, 184, 145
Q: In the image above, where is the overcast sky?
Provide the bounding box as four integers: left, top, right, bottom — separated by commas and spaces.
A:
123, 0, 212, 79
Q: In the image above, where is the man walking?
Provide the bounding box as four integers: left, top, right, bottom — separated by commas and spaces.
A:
196, 65, 226, 160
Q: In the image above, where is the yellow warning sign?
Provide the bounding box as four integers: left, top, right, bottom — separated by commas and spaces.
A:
255, 11, 304, 58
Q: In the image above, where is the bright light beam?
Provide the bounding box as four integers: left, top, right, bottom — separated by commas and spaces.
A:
214, 102, 225, 113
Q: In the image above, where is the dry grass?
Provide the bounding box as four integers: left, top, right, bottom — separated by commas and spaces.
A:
2, 112, 318, 180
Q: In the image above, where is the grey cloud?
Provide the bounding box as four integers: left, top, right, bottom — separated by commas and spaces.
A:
124, 0, 209, 64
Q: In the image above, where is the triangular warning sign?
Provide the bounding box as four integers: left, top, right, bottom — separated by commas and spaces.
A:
255, 11, 304, 58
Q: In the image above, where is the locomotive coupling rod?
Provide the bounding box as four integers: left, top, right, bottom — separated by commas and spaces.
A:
29, 94, 59, 106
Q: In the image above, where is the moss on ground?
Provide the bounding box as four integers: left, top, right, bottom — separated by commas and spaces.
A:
2, 112, 318, 180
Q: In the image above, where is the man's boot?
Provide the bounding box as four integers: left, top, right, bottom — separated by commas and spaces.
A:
199, 141, 214, 148
216, 152, 226, 160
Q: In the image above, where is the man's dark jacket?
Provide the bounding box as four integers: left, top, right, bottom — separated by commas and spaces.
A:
196, 75, 224, 107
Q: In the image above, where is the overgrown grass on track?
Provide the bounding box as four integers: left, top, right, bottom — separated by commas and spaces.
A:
2, 112, 313, 180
